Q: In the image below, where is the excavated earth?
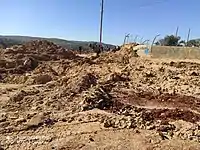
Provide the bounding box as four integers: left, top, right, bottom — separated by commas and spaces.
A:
0, 40, 200, 150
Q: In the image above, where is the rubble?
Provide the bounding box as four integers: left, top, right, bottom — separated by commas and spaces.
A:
103, 116, 136, 129
80, 85, 113, 111
0, 40, 200, 149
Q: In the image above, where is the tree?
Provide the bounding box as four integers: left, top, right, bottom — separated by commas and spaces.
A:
155, 39, 165, 46
156, 35, 181, 46
187, 40, 200, 47
0, 38, 20, 48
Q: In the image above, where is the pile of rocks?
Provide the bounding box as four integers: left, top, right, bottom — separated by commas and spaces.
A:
103, 115, 136, 129
80, 85, 113, 111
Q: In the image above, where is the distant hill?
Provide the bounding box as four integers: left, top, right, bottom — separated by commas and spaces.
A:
0, 35, 115, 50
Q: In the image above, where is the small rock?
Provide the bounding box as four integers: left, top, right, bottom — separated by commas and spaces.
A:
168, 130, 174, 137
77, 118, 82, 122
172, 76, 180, 80
157, 124, 175, 132
31, 106, 38, 111
146, 121, 152, 126
119, 119, 126, 128
34, 74, 52, 84
61, 118, 67, 122
158, 67, 165, 72
0, 117, 6, 123
9, 116, 18, 119
11, 90, 27, 102
127, 122, 133, 129
44, 118, 55, 126
66, 131, 72, 136
27, 112, 37, 119
115, 120, 120, 126
67, 117, 74, 123
26, 113, 44, 128
103, 119, 112, 128
169, 61, 175, 66
190, 71, 199, 76
146, 125, 155, 130
194, 129, 200, 136
145, 71, 155, 77
15, 118, 26, 123
158, 132, 169, 140
89, 137, 94, 142
135, 129, 140, 134
0, 122, 10, 128
9, 112, 18, 119
81, 104, 90, 111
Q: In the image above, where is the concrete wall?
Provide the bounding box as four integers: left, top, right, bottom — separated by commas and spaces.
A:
151, 46, 200, 59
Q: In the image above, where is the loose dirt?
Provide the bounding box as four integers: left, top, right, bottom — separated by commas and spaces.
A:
0, 40, 200, 150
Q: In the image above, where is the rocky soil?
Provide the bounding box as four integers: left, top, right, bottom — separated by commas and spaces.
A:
0, 40, 200, 150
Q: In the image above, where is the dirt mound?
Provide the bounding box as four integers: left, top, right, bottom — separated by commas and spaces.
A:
0, 40, 81, 83
2, 40, 77, 60
95, 43, 140, 64
56, 72, 99, 100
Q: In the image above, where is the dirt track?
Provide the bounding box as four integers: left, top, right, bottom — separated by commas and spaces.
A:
0, 41, 200, 150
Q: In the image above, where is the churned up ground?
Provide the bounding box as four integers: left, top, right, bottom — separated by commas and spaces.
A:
0, 40, 200, 150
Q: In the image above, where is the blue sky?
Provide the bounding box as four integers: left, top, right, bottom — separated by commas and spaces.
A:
0, 0, 199, 44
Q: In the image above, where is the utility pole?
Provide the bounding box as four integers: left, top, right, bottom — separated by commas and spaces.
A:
99, 0, 104, 48
175, 26, 179, 37
186, 28, 191, 46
